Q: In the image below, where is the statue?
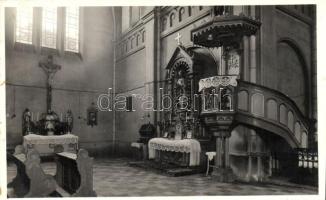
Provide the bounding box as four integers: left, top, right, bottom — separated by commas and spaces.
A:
22, 108, 34, 136
66, 110, 73, 134
44, 110, 59, 136
220, 88, 232, 111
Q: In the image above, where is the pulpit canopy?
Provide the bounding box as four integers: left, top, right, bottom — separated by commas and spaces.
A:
191, 15, 261, 47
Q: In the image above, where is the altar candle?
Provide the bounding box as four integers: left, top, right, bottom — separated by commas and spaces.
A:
36, 112, 39, 121
31, 112, 33, 121
60, 113, 63, 122
186, 112, 187, 122
170, 114, 171, 122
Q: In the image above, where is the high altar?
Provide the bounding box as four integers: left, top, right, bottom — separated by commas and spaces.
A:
21, 55, 78, 156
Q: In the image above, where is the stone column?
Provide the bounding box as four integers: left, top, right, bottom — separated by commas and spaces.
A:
249, 35, 257, 83
215, 136, 222, 167
242, 36, 250, 81
225, 137, 230, 167
143, 8, 156, 122
221, 46, 226, 75
257, 155, 262, 182
212, 131, 234, 182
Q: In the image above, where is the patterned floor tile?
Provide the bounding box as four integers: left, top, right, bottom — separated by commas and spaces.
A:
7, 157, 318, 197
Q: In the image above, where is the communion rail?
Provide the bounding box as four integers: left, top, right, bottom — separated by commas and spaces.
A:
271, 148, 318, 186
235, 81, 310, 148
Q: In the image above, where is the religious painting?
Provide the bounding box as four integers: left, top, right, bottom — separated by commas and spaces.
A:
226, 50, 240, 76
171, 60, 191, 113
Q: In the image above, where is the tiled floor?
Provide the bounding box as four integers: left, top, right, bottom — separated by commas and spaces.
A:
7, 158, 318, 196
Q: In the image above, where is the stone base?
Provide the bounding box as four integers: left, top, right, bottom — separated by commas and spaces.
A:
211, 167, 235, 183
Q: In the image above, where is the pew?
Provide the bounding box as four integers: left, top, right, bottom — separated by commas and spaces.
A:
8, 146, 97, 197
55, 149, 97, 197
7, 145, 57, 197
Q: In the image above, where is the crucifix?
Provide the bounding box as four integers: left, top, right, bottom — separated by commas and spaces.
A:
39, 55, 61, 112
175, 33, 182, 45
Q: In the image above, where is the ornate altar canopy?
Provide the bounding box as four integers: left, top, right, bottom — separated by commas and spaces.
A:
148, 138, 201, 166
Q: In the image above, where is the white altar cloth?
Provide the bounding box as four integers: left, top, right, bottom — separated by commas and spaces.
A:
148, 138, 201, 166
23, 134, 78, 156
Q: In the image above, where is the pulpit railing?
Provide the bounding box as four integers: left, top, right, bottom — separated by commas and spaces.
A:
235, 81, 310, 148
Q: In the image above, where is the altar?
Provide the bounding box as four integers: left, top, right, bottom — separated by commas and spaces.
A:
23, 134, 78, 156
148, 138, 201, 166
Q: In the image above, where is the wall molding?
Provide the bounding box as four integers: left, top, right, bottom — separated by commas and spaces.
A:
160, 6, 211, 37
6, 82, 107, 94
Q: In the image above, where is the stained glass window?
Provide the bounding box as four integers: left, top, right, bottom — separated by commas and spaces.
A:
15, 7, 33, 44
41, 7, 58, 48
65, 7, 79, 52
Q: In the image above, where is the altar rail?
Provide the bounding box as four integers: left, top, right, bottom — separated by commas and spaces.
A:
271, 148, 318, 186
235, 81, 310, 148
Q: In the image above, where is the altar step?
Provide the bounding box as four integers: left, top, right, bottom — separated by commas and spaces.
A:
129, 161, 205, 177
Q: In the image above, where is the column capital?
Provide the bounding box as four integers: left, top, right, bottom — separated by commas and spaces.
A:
213, 131, 231, 138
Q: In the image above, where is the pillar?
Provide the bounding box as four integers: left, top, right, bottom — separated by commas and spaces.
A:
212, 131, 234, 182
225, 137, 230, 167
221, 46, 226, 75
249, 35, 257, 83
215, 136, 222, 168
257, 155, 262, 182
242, 36, 250, 81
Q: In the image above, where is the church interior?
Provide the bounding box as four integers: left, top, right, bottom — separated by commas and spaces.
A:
4, 5, 318, 197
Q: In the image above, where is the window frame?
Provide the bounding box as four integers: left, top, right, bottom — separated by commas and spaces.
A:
14, 7, 36, 52
13, 6, 82, 58
41, 7, 58, 50
64, 7, 81, 54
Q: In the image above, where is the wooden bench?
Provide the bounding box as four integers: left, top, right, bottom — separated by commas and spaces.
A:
7, 145, 57, 197
55, 149, 97, 197
8, 146, 96, 197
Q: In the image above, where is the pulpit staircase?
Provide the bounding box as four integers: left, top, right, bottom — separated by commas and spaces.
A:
235, 80, 310, 149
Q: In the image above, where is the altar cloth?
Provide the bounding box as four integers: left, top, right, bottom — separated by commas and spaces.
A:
23, 134, 78, 156
148, 138, 201, 166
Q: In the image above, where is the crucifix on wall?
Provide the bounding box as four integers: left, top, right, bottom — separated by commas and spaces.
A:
39, 55, 61, 112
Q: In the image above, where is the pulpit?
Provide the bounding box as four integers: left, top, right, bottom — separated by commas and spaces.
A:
199, 75, 237, 182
